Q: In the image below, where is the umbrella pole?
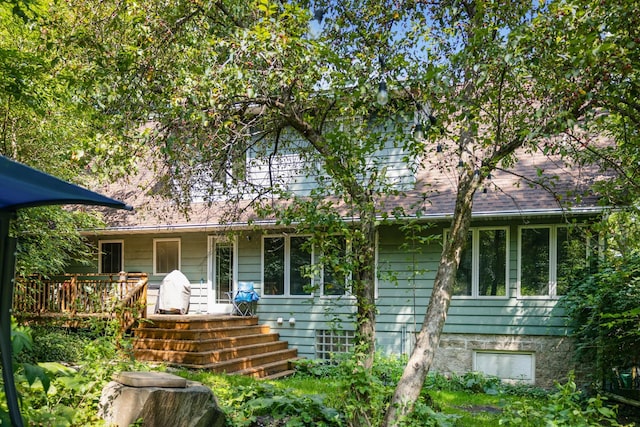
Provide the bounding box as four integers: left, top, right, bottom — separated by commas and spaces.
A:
0, 213, 23, 427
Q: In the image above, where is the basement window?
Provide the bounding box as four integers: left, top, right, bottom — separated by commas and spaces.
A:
473, 351, 535, 384
315, 329, 355, 360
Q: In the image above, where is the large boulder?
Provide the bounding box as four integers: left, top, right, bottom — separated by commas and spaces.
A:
99, 372, 225, 427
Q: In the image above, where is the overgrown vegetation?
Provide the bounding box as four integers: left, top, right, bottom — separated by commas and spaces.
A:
0, 321, 146, 426
562, 211, 640, 392
181, 355, 629, 427
1, 326, 633, 426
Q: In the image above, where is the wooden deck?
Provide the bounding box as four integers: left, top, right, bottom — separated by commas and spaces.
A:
133, 314, 298, 379
13, 273, 148, 332
13, 274, 298, 378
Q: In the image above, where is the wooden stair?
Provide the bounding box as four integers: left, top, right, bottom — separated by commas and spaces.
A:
133, 315, 298, 379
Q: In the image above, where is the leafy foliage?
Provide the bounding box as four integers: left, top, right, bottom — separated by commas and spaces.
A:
290, 356, 625, 427
13, 206, 104, 277
519, 0, 640, 205
15, 325, 93, 364
225, 382, 342, 427
499, 373, 623, 427
561, 212, 640, 387
0, 333, 628, 427
0, 2, 117, 278
0, 320, 147, 426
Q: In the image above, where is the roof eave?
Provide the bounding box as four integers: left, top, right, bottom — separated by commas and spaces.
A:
82, 206, 609, 236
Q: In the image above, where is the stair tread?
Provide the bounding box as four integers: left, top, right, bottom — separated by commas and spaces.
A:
134, 341, 289, 357
261, 370, 296, 380
134, 324, 267, 333
235, 356, 302, 376
175, 348, 298, 370
134, 332, 279, 344
132, 315, 295, 379
233, 357, 301, 378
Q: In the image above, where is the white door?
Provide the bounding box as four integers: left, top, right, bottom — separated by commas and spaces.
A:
207, 236, 237, 314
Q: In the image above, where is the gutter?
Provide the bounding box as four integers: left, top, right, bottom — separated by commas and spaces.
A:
82, 206, 609, 236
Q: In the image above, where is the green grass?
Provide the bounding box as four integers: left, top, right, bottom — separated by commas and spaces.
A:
430, 389, 515, 426
175, 369, 536, 427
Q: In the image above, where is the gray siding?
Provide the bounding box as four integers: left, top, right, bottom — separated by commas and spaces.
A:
246, 125, 417, 198
83, 218, 571, 359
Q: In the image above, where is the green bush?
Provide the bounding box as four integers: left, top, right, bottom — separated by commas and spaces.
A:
561, 212, 640, 388
561, 251, 640, 387
499, 373, 623, 426
2, 321, 146, 426
224, 382, 342, 427
24, 327, 92, 363
424, 371, 502, 395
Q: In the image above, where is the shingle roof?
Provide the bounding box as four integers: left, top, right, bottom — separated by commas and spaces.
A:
92, 146, 608, 234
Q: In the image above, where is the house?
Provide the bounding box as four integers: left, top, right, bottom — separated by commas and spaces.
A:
78, 136, 606, 388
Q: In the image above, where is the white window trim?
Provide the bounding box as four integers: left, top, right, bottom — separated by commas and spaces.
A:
207, 235, 238, 307
261, 235, 314, 298
517, 224, 591, 299
448, 226, 510, 299
153, 238, 182, 276
98, 240, 124, 274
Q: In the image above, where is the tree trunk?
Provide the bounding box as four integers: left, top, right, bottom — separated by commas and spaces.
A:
382, 173, 479, 426
355, 204, 378, 369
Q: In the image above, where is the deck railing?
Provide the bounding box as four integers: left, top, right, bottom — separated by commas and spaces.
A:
13, 272, 148, 331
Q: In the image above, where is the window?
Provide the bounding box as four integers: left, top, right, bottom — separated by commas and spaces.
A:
214, 241, 233, 303
453, 228, 508, 298
518, 225, 593, 297
315, 329, 355, 360
187, 143, 248, 202
474, 351, 535, 384
154, 238, 181, 275
263, 236, 312, 296
99, 240, 123, 274
321, 236, 348, 296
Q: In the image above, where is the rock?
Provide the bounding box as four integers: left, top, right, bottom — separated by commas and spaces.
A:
113, 371, 188, 388
99, 372, 225, 427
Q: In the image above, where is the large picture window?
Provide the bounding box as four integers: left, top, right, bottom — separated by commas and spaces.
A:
263, 235, 312, 296
154, 238, 181, 275
518, 225, 593, 297
99, 240, 123, 274
453, 228, 508, 298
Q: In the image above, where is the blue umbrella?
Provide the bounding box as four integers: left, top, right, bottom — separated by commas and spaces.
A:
0, 155, 132, 426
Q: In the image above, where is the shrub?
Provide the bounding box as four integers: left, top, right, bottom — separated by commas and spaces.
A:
561, 212, 640, 388
561, 252, 640, 388
224, 382, 342, 427
3, 321, 144, 426
499, 373, 623, 426
21, 326, 92, 363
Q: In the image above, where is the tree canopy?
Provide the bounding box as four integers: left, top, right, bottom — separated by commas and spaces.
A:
0, 3, 108, 276
2, 0, 640, 424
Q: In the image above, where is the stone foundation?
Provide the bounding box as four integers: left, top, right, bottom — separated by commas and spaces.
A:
431, 334, 591, 388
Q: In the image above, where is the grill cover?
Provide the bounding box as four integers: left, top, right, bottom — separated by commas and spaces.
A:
155, 270, 191, 314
